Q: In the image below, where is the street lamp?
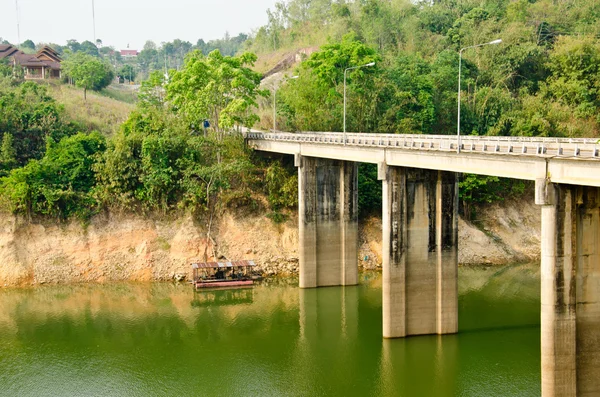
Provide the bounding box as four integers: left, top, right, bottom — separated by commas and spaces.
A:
457, 39, 502, 153
273, 75, 298, 132
344, 61, 375, 145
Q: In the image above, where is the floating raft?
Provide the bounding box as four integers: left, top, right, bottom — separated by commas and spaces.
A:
191, 260, 256, 269
192, 260, 257, 290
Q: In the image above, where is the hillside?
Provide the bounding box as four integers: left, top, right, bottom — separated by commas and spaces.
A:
47, 83, 135, 137
248, 0, 600, 138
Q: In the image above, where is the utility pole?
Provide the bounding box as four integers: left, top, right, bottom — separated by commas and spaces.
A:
92, 0, 96, 44
15, 0, 21, 46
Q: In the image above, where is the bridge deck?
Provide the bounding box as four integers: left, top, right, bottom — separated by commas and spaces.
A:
248, 132, 600, 187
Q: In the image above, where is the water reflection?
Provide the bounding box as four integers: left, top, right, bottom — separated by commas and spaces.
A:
191, 288, 254, 308
0, 264, 541, 397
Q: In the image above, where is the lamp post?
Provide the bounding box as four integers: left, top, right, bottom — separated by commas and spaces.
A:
273, 75, 298, 132
344, 61, 375, 145
457, 39, 502, 153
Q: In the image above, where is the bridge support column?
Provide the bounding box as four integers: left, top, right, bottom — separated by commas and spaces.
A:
297, 155, 358, 288
380, 165, 458, 338
536, 180, 600, 397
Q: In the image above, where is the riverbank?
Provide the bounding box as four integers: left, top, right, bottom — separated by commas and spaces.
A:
0, 198, 541, 287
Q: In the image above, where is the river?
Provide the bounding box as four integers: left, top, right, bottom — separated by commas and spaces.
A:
0, 263, 540, 396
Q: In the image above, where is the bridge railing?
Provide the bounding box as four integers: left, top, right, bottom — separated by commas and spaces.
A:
247, 131, 600, 159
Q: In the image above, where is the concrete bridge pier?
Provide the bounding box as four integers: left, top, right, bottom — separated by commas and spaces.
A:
297, 155, 358, 288
536, 180, 600, 396
380, 165, 458, 338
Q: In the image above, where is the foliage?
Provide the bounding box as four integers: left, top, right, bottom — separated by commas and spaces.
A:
0, 132, 106, 219
118, 64, 137, 83
167, 50, 267, 131
21, 40, 36, 51
254, 0, 600, 208
94, 117, 257, 214
279, 36, 379, 132
62, 53, 114, 99
0, 82, 78, 165
459, 174, 526, 219
0, 59, 12, 78
138, 71, 167, 108
0, 133, 17, 176
264, 160, 298, 210
357, 163, 381, 216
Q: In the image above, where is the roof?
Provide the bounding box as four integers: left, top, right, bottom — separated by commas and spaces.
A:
0, 45, 61, 70
0, 44, 20, 60
120, 49, 138, 56
37, 46, 62, 62
192, 260, 256, 269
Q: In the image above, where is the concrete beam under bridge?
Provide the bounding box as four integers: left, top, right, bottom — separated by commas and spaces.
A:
250, 139, 600, 188
297, 156, 358, 288
381, 166, 458, 338
537, 180, 600, 396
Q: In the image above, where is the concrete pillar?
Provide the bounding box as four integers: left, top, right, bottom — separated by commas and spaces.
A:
297, 156, 358, 288
381, 166, 458, 338
536, 180, 600, 396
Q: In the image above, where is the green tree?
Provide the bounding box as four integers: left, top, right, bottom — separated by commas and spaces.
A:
21, 39, 36, 51
119, 64, 137, 83
544, 36, 600, 118
79, 40, 100, 57
0, 133, 17, 176
167, 50, 266, 132
0, 82, 78, 165
0, 59, 12, 77
62, 53, 115, 100
0, 132, 107, 219
279, 35, 379, 132
138, 70, 167, 108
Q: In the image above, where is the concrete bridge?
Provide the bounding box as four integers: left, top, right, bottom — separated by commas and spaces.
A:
248, 131, 600, 397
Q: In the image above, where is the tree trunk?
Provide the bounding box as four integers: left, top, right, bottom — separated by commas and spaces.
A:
84, 88, 87, 101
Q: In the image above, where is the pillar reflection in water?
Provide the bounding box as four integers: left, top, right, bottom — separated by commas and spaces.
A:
298, 286, 359, 342
377, 335, 458, 397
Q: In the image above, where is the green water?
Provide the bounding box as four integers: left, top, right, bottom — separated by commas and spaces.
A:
0, 264, 540, 396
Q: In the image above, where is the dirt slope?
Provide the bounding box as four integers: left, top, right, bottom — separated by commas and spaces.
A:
0, 199, 540, 287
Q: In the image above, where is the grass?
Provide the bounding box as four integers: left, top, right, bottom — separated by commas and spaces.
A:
47, 83, 136, 137
99, 85, 138, 104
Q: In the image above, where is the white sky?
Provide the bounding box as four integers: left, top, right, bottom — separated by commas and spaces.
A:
1, 0, 279, 50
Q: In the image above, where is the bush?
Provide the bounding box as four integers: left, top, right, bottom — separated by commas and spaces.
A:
0, 132, 106, 219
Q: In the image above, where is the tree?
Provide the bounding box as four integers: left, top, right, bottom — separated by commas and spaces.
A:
66, 39, 81, 53
80, 40, 100, 57
0, 133, 17, 176
21, 39, 36, 51
0, 132, 107, 219
138, 70, 167, 108
278, 35, 379, 132
0, 58, 12, 77
167, 50, 267, 132
119, 64, 137, 83
0, 82, 78, 165
62, 53, 114, 100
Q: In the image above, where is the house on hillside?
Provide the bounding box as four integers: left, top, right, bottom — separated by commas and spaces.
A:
120, 49, 138, 58
0, 44, 62, 79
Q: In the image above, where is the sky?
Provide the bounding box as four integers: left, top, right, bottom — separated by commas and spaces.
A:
1, 0, 279, 50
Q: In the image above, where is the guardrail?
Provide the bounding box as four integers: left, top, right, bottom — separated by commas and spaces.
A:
247, 131, 600, 159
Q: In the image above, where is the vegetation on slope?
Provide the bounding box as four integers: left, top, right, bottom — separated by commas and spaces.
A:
3, 0, 600, 221
0, 52, 295, 221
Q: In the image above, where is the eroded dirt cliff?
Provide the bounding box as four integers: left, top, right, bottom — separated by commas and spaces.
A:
0, 198, 541, 287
